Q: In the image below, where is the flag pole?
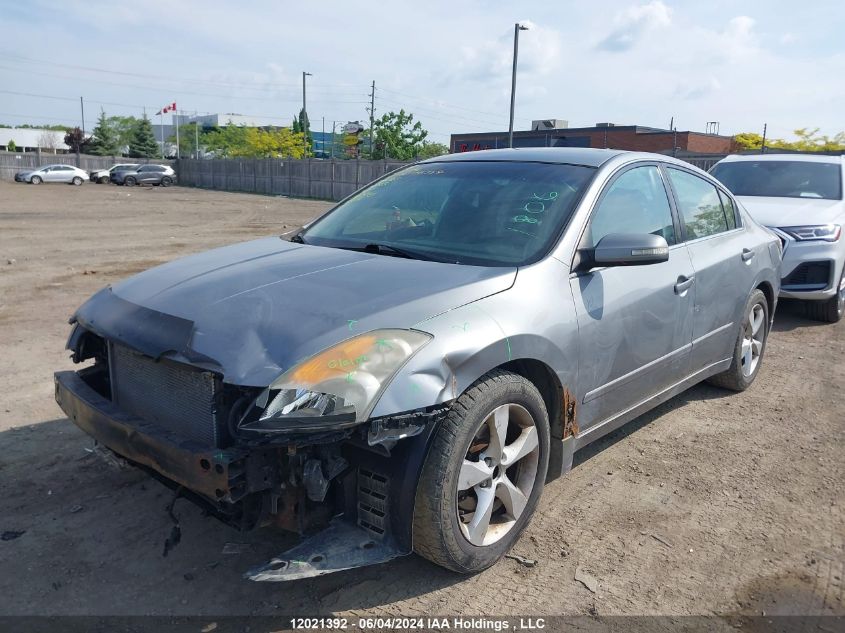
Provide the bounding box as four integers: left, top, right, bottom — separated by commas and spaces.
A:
160, 110, 164, 158
174, 109, 180, 160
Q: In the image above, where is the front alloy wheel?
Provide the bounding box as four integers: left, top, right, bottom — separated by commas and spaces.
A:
457, 404, 539, 546
805, 268, 845, 323
413, 370, 549, 573
740, 302, 765, 377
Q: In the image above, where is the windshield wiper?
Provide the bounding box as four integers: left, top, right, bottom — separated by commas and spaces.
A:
362, 243, 427, 260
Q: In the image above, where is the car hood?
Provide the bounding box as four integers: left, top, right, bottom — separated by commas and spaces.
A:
16, 170, 35, 177
738, 196, 845, 227
73, 237, 516, 386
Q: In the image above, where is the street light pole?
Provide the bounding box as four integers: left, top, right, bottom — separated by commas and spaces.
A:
302, 71, 312, 156
508, 23, 529, 149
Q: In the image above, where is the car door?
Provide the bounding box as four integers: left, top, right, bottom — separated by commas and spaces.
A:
41, 167, 59, 182
569, 163, 695, 432
56, 166, 74, 183
664, 166, 758, 370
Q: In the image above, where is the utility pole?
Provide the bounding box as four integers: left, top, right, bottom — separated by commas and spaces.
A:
302, 71, 312, 157
508, 23, 529, 148
322, 116, 325, 158
368, 80, 376, 156
331, 121, 336, 159
761, 123, 768, 154
195, 112, 200, 159
78, 96, 85, 161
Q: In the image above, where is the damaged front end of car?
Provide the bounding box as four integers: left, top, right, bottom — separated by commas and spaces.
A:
55, 308, 448, 581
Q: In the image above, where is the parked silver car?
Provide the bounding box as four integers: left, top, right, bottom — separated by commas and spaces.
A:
14, 164, 89, 185
54, 148, 781, 580
711, 154, 845, 322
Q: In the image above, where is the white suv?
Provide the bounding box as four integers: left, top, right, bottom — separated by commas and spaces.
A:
711, 154, 845, 322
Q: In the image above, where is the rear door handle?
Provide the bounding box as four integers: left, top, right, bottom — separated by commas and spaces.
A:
674, 276, 694, 294
741, 248, 756, 262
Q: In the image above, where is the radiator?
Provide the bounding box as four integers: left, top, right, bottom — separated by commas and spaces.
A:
109, 343, 222, 447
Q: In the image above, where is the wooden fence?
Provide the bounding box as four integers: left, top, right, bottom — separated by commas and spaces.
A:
176, 158, 413, 201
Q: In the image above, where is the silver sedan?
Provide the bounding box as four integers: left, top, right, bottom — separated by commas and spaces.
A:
55, 148, 781, 579
14, 164, 89, 185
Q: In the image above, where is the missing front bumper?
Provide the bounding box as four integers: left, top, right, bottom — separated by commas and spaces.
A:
54, 370, 246, 503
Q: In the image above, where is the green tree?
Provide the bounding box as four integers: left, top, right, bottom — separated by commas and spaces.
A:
6, 139, 16, 152
370, 110, 428, 160
167, 122, 203, 158
417, 141, 449, 159
128, 115, 159, 158
108, 115, 139, 151
292, 109, 313, 156
201, 122, 249, 157
734, 128, 845, 152
237, 127, 308, 158
87, 110, 121, 156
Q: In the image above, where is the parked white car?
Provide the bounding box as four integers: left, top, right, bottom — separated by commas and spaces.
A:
711, 154, 845, 322
89, 163, 139, 184
14, 164, 90, 185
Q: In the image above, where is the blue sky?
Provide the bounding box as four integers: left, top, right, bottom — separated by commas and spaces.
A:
1, 0, 843, 144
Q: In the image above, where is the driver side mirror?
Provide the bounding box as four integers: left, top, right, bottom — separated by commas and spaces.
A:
589, 233, 670, 268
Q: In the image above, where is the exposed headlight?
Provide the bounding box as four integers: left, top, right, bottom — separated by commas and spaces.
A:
781, 224, 841, 242
238, 329, 431, 435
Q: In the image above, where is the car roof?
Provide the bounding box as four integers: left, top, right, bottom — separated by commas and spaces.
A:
423, 147, 627, 168
717, 153, 844, 165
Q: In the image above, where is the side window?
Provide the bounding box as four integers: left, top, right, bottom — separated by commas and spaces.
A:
718, 190, 738, 229
586, 165, 676, 247
138, 166, 150, 172
667, 168, 730, 240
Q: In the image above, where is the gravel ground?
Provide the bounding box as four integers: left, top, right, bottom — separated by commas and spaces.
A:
0, 181, 842, 617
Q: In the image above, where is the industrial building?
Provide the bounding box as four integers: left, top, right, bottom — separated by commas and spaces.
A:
451, 119, 735, 155
0, 128, 70, 153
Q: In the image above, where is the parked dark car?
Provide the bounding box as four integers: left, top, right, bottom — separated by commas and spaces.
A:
90, 163, 139, 184
111, 164, 176, 186
55, 148, 781, 581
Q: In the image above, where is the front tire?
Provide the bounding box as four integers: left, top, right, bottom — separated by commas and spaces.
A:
98, 176, 109, 184
708, 289, 769, 391
413, 370, 550, 574
71, 176, 83, 186
805, 269, 844, 323
124, 176, 136, 187
30, 175, 42, 185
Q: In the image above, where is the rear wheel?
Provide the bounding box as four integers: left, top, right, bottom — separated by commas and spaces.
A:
160, 176, 173, 187
124, 176, 136, 187
30, 175, 42, 185
804, 269, 844, 323
71, 176, 83, 186
708, 289, 769, 391
413, 370, 549, 573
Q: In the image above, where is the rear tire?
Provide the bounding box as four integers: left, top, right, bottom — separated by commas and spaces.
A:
804, 269, 844, 323
708, 289, 769, 392
30, 175, 42, 185
413, 370, 550, 574
71, 176, 83, 186
161, 176, 172, 187
124, 176, 136, 187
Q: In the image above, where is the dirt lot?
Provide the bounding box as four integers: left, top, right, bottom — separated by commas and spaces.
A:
0, 181, 842, 617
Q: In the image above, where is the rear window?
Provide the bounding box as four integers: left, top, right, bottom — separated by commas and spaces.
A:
711, 160, 843, 200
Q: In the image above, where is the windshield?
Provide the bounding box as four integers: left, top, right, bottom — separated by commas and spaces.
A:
300, 161, 595, 266
711, 160, 843, 200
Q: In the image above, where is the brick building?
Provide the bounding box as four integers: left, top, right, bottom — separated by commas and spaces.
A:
450, 122, 735, 155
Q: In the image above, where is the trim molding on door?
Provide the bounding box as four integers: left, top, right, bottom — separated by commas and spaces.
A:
583, 342, 692, 404
692, 322, 734, 346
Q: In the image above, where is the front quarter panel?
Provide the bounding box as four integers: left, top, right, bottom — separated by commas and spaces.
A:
370, 257, 579, 422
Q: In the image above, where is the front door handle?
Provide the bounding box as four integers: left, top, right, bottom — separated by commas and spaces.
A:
674, 275, 694, 294
741, 248, 756, 262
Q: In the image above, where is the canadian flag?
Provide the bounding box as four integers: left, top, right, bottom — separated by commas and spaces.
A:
156, 102, 177, 115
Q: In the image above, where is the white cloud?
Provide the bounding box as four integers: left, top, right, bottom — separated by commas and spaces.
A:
597, 1, 672, 52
